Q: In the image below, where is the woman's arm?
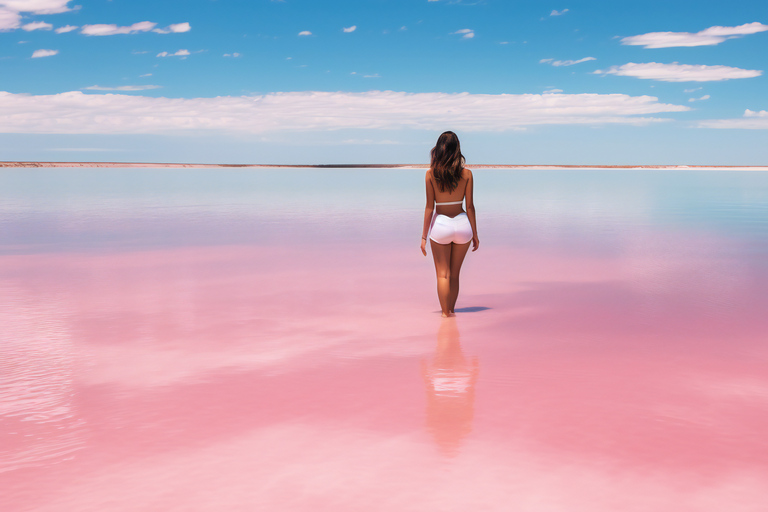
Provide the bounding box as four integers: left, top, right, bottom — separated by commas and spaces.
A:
421, 171, 435, 256
464, 169, 479, 251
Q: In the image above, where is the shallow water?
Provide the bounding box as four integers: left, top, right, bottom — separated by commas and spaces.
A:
2, 168, 768, 511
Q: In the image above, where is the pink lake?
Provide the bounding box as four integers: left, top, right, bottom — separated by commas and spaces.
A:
2, 168, 768, 511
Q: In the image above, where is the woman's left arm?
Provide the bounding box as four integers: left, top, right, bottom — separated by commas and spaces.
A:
421, 171, 435, 256
464, 169, 479, 251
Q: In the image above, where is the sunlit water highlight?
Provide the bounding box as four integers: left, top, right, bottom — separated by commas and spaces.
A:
2, 168, 768, 511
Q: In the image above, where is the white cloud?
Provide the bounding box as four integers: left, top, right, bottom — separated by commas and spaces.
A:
223, 52, 240, 57
699, 109, 768, 129
298, 30, 311, 36
31, 48, 57, 57
22, 20, 51, 30
157, 49, 190, 57
153, 22, 191, 34
1, 0, 71, 30
0, 90, 690, 135
343, 25, 356, 33
550, 8, 569, 16
168, 22, 190, 33
363, 74, 380, 78
54, 24, 77, 33
0, 8, 21, 30
139, 73, 152, 77
84, 85, 162, 91
453, 28, 474, 39
594, 62, 762, 82
683, 87, 702, 93
81, 21, 156, 36
688, 94, 710, 102
0, 0, 72, 14
541, 56, 596, 66
621, 22, 768, 48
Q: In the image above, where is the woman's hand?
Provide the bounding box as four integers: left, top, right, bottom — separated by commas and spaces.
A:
421, 238, 427, 256
472, 235, 480, 252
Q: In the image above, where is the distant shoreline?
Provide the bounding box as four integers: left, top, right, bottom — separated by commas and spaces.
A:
1, 161, 767, 171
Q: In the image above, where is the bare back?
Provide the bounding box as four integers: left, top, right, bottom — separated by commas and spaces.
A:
426, 167, 474, 218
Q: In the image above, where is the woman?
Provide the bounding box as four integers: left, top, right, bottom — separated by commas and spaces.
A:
420, 131, 479, 317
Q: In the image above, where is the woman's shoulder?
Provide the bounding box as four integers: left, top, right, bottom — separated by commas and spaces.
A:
462, 167, 473, 179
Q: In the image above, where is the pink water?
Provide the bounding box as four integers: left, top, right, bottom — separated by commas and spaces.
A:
2, 169, 768, 511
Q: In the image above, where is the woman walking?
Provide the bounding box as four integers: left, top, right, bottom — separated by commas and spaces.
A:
420, 131, 479, 317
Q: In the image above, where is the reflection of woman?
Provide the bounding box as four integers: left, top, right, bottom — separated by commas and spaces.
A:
420, 131, 479, 317
422, 318, 479, 457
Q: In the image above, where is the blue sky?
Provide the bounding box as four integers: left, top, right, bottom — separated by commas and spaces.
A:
1, 0, 767, 164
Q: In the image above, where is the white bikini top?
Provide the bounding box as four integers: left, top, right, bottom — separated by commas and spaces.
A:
435, 200, 463, 206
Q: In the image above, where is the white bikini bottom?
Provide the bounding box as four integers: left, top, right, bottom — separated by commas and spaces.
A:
429, 213, 473, 245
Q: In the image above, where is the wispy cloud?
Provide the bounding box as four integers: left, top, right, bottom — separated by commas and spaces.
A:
157, 49, 190, 57
223, 52, 240, 57
153, 22, 191, 34
452, 28, 474, 39
683, 87, 702, 93
339, 139, 401, 145
22, 21, 52, 31
31, 48, 57, 58
699, 109, 768, 129
343, 25, 356, 33
79, 21, 189, 36
594, 62, 762, 82
298, 30, 311, 36
550, 8, 569, 16
81, 21, 156, 36
363, 74, 380, 78
0, 90, 689, 135
621, 22, 768, 48
540, 56, 595, 66
688, 94, 710, 102
84, 85, 162, 91
54, 24, 77, 33
44, 147, 124, 152
139, 73, 152, 77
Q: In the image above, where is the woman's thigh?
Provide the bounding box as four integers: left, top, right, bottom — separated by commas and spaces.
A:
449, 241, 471, 276
430, 240, 452, 276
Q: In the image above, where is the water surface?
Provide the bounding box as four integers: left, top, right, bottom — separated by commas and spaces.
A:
2, 168, 768, 511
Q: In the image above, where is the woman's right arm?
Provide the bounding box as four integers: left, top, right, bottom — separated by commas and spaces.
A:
421, 171, 435, 256
465, 169, 479, 251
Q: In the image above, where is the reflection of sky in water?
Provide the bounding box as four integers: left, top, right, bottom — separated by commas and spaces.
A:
2, 168, 768, 510
2, 169, 767, 253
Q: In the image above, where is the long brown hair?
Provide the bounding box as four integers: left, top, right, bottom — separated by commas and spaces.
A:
430, 131, 465, 193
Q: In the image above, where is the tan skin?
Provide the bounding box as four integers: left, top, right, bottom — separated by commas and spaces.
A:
420, 167, 479, 317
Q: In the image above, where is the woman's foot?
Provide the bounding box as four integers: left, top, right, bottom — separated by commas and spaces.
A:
441, 311, 456, 318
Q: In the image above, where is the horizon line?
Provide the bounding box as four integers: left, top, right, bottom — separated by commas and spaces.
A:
2, 161, 767, 170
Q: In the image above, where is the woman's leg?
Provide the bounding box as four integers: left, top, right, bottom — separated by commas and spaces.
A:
448, 241, 471, 313
430, 240, 453, 317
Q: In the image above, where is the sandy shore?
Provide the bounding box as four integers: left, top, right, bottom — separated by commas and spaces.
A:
1, 161, 767, 170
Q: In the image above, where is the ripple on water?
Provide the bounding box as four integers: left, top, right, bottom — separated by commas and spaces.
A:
0, 287, 86, 473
